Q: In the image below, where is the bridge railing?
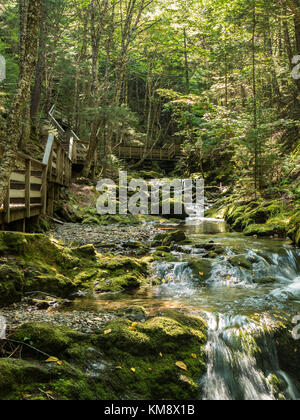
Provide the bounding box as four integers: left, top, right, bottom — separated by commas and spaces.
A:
114, 144, 181, 161
0, 146, 47, 224
43, 134, 72, 187
48, 105, 91, 165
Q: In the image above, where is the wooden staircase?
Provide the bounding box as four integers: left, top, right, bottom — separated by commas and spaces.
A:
0, 106, 94, 231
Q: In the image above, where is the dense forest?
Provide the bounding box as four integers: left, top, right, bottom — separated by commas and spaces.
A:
1, 0, 300, 191
0, 0, 299, 402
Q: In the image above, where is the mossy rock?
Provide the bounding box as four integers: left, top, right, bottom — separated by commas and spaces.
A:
82, 215, 102, 226
152, 250, 175, 262
12, 323, 85, 356
0, 232, 151, 304
0, 232, 30, 256
116, 306, 148, 322
228, 255, 252, 270
243, 224, 286, 238
0, 359, 52, 399
253, 277, 276, 285
95, 313, 207, 399
95, 256, 149, 292
73, 244, 97, 260
246, 204, 281, 224
0, 265, 24, 306
271, 316, 300, 382
156, 246, 171, 253
159, 198, 188, 220
0, 358, 112, 400
288, 211, 300, 246
1, 312, 208, 400
188, 259, 213, 281
153, 231, 187, 247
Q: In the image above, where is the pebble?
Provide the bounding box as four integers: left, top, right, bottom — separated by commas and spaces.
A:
1, 302, 116, 334
48, 223, 160, 256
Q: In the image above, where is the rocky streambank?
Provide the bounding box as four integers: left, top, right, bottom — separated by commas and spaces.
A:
207, 198, 300, 246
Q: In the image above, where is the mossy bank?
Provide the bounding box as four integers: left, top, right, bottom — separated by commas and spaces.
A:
0, 231, 149, 306
0, 311, 207, 400
207, 198, 300, 246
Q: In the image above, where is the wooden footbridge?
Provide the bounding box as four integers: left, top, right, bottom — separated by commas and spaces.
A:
0, 106, 94, 231
114, 143, 181, 161
0, 105, 182, 231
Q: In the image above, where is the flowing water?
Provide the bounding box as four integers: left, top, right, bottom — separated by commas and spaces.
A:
69, 216, 300, 400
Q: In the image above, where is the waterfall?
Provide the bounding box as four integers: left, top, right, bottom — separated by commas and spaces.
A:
202, 313, 299, 401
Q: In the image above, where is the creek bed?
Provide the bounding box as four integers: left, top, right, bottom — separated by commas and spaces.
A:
58, 216, 300, 400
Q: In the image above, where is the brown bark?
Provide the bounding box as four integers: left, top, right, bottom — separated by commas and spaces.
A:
0, 0, 42, 205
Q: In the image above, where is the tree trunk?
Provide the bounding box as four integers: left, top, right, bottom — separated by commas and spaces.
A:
0, 0, 41, 205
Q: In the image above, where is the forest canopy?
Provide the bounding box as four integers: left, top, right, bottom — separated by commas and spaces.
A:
0, 0, 299, 201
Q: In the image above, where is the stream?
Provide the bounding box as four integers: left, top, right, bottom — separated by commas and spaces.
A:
67, 217, 300, 400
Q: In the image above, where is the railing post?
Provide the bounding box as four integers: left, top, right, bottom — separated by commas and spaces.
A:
42, 165, 47, 214
25, 159, 31, 218
4, 182, 11, 224
69, 137, 74, 161
73, 139, 77, 162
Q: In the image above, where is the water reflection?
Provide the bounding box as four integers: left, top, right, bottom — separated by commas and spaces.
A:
185, 217, 229, 234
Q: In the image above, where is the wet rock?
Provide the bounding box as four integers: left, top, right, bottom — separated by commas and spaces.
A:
288, 211, 300, 247
229, 255, 252, 270
153, 230, 187, 247
253, 277, 276, 285
188, 259, 213, 281
117, 306, 148, 322
32, 299, 51, 310
244, 224, 286, 238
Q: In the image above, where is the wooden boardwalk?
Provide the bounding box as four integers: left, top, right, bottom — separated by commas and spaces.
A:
0, 106, 182, 230
114, 144, 181, 161
0, 107, 93, 230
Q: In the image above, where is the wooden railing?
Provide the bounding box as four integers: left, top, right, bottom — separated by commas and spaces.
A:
43, 134, 72, 187
49, 105, 91, 165
0, 105, 97, 229
0, 146, 47, 225
0, 131, 73, 227
114, 144, 181, 161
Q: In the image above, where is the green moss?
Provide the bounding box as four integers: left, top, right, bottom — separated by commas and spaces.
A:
12, 323, 85, 355
229, 255, 252, 270
0, 312, 207, 400
94, 256, 149, 292
0, 359, 51, 399
0, 357, 113, 400
188, 259, 213, 281
0, 265, 24, 306
94, 313, 207, 399
0, 232, 150, 304
243, 223, 286, 237
272, 316, 300, 381
288, 211, 300, 246
152, 251, 175, 262
156, 246, 171, 252
153, 230, 187, 247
